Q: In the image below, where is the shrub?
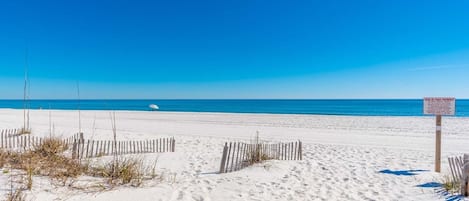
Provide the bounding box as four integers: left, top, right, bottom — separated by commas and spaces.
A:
33, 137, 68, 157
88, 157, 144, 187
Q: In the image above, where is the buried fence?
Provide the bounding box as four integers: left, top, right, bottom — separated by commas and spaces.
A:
219, 140, 302, 173
72, 137, 176, 159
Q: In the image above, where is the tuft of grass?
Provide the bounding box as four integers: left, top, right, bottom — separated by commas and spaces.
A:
33, 137, 68, 157
0, 150, 7, 168
246, 148, 271, 164
88, 157, 145, 187
245, 132, 274, 165
441, 174, 460, 194
6, 188, 26, 201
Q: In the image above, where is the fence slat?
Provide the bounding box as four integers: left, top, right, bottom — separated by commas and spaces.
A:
220, 143, 228, 173
140, 140, 143, 153
95, 140, 100, 157
449, 157, 458, 183
294, 141, 298, 160
72, 139, 77, 159
241, 143, 247, 169
226, 142, 232, 173
1, 130, 4, 148
90, 140, 95, 158
235, 142, 241, 171
230, 142, 237, 172
1, 130, 3, 147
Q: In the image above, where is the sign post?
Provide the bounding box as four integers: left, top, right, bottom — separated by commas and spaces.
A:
435, 114, 442, 172
424, 97, 456, 173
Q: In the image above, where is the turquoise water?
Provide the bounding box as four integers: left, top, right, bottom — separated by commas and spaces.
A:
0, 99, 468, 117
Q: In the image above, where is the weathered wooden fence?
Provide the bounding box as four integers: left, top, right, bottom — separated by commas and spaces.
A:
1, 130, 176, 160
450, 154, 469, 196
219, 140, 302, 173
65, 133, 84, 145
0, 128, 24, 138
72, 137, 176, 159
449, 155, 464, 184
0, 133, 43, 150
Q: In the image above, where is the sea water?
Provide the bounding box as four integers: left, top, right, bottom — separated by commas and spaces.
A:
0, 99, 468, 117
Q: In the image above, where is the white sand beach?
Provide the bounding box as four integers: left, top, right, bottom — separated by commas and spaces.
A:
1, 109, 469, 201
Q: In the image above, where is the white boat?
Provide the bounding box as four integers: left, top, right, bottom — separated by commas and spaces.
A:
149, 104, 159, 110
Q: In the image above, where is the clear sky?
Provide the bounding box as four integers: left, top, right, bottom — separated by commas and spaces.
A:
1, 0, 468, 99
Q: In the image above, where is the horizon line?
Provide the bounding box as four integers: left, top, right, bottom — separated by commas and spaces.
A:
0, 98, 466, 101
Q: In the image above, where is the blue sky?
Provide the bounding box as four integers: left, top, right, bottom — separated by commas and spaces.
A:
1, 0, 468, 99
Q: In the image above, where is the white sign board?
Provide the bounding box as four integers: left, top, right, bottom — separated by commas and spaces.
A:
424, 97, 455, 115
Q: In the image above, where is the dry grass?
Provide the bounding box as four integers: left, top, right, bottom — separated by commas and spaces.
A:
245, 132, 272, 165
1, 136, 160, 194
88, 157, 145, 187
0, 137, 84, 185
246, 146, 271, 165
5, 188, 26, 201
33, 137, 68, 157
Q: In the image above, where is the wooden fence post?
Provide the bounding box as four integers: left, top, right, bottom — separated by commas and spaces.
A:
235, 142, 241, 171
461, 154, 469, 196
289, 142, 293, 160
1, 130, 3, 148
85, 140, 90, 158
104, 141, 108, 156
220, 142, 228, 173
123, 141, 126, 154
241, 143, 247, 169
8, 132, 11, 148
279, 142, 283, 160
145, 140, 148, 153
230, 142, 237, 172
226, 142, 232, 173
299, 141, 302, 160
294, 141, 298, 160
95, 141, 99, 157
16, 134, 19, 148
90, 140, 95, 158
139, 140, 143, 153
72, 139, 77, 159
172, 138, 176, 152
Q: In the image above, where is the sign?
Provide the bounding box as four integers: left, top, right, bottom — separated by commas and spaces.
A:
423, 97, 456, 173
424, 97, 455, 116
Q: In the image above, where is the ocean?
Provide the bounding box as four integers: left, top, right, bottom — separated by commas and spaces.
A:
0, 99, 468, 117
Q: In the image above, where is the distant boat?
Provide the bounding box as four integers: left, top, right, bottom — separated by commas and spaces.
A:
149, 104, 159, 110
